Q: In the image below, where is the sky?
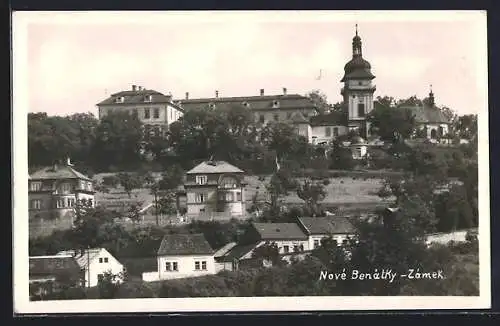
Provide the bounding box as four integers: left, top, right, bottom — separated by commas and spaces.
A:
15, 11, 487, 116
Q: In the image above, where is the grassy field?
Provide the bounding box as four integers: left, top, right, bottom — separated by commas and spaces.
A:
92, 172, 391, 222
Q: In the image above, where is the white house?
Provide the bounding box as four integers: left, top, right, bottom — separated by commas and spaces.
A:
146, 233, 216, 281
57, 248, 124, 287
296, 216, 356, 250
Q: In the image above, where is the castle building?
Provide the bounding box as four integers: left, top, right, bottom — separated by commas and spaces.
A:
96, 85, 184, 137
175, 88, 319, 126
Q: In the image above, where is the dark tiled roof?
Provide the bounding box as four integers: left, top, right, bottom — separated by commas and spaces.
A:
97, 89, 176, 106
252, 223, 308, 240
29, 256, 82, 277
217, 242, 258, 262
309, 111, 347, 127
399, 105, 450, 124
187, 161, 244, 174
29, 164, 92, 181
297, 217, 356, 235
176, 94, 317, 112
157, 233, 214, 256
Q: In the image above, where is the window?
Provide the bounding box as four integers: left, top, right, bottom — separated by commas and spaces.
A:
88, 199, 93, 207
283, 245, 289, 253
195, 261, 207, 271
325, 127, 331, 137
104, 257, 108, 263
144, 108, 150, 119
236, 192, 242, 201
99, 258, 103, 263
97, 274, 104, 282
272, 100, 279, 108
333, 127, 339, 137
221, 176, 237, 188
242, 102, 249, 107
195, 193, 206, 203
225, 192, 233, 202
209, 103, 215, 109
313, 239, 320, 248
299, 244, 304, 251
357, 103, 365, 117
115, 97, 124, 103
31, 200, 41, 210
153, 108, 160, 119
67, 198, 75, 207
431, 129, 437, 139
438, 126, 444, 137
61, 183, 72, 193
342, 239, 348, 246
293, 245, 300, 252
166, 261, 178, 271
145, 95, 152, 102
196, 175, 207, 185
259, 115, 265, 124
30, 182, 41, 191
56, 199, 65, 208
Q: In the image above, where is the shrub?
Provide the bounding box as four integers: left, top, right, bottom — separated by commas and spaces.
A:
322, 179, 331, 186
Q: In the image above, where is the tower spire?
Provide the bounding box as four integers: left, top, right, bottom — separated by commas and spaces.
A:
428, 84, 435, 106
352, 24, 362, 57
355, 23, 358, 36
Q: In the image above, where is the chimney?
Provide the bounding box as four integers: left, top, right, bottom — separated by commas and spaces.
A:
215, 90, 219, 98
132, 85, 137, 91
260, 89, 264, 96
283, 87, 287, 95
137, 86, 142, 91
185, 92, 189, 100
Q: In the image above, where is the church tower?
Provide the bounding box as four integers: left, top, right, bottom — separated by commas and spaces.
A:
340, 25, 376, 139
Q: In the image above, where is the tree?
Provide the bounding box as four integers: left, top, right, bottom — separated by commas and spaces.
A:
296, 179, 327, 215
90, 111, 143, 171
117, 172, 144, 198
329, 140, 356, 170
72, 206, 118, 250
454, 114, 478, 142
260, 122, 310, 163
434, 184, 474, 232
367, 104, 416, 142
97, 271, 122, 299
251, 242, 283, 266
101, 175, 120, 188
376, 96, 396, 108
263, 169, 298, 221
306, 90, 330, 114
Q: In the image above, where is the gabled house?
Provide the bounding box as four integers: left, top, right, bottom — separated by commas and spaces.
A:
56, 248, 124, 287
296, 217, 356, 250
29, 255, 84, 298
183, 160, 247, 219
152, 233, 216, 281
28, 158, 95, 222
309, 111, 349, 145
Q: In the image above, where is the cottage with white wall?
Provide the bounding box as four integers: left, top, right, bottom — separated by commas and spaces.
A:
146, 233, 216, 281
57, 248, 124, 287
296, 217, 356, 250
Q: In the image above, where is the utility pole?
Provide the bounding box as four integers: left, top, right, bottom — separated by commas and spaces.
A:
87, 246, 90, 288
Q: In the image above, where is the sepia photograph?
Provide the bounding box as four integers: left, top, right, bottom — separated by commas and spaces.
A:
12, 10, 490, 313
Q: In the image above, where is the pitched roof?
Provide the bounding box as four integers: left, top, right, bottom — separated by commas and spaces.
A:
97, 89, 170, 105
157, 233, 214, 256
398, 104, 450, 124
252, 223, 308, 240
187, 161, 244, 174
217, 242, 259, 262
176, 94, 317, 112
213, 242, 238, 258
56, 248, 119, 269
297, 217, 356, 235
29, 255, 82, 277
29, 164, 92, 181
309, 111, 347, 127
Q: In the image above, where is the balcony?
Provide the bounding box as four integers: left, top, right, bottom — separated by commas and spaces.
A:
341, 85, 376, 95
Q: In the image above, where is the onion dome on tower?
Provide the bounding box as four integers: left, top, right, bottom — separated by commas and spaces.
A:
341, 24, 375, 82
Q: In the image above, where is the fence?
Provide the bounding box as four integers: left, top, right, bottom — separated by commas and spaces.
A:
142, 271, 160, 282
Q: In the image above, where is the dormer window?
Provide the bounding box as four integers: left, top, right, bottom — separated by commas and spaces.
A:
242, 102, 249, 108
208, 103, 215, 110
115, 96, 125, 103
272, 100, 280, 108
144, 95, 152, 102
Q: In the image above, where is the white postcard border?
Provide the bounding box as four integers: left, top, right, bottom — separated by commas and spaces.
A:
12, 10, 491, 313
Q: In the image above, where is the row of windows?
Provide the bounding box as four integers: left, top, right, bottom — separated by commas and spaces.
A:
30, 198, 93, 210
281, 244, 305, 253
98, 257, 109, 263
217, 192, 242, 202
30, 181, 92, 193
325, 126, 340, 137
312, 239, 348, 249
165, 260, 207, 272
